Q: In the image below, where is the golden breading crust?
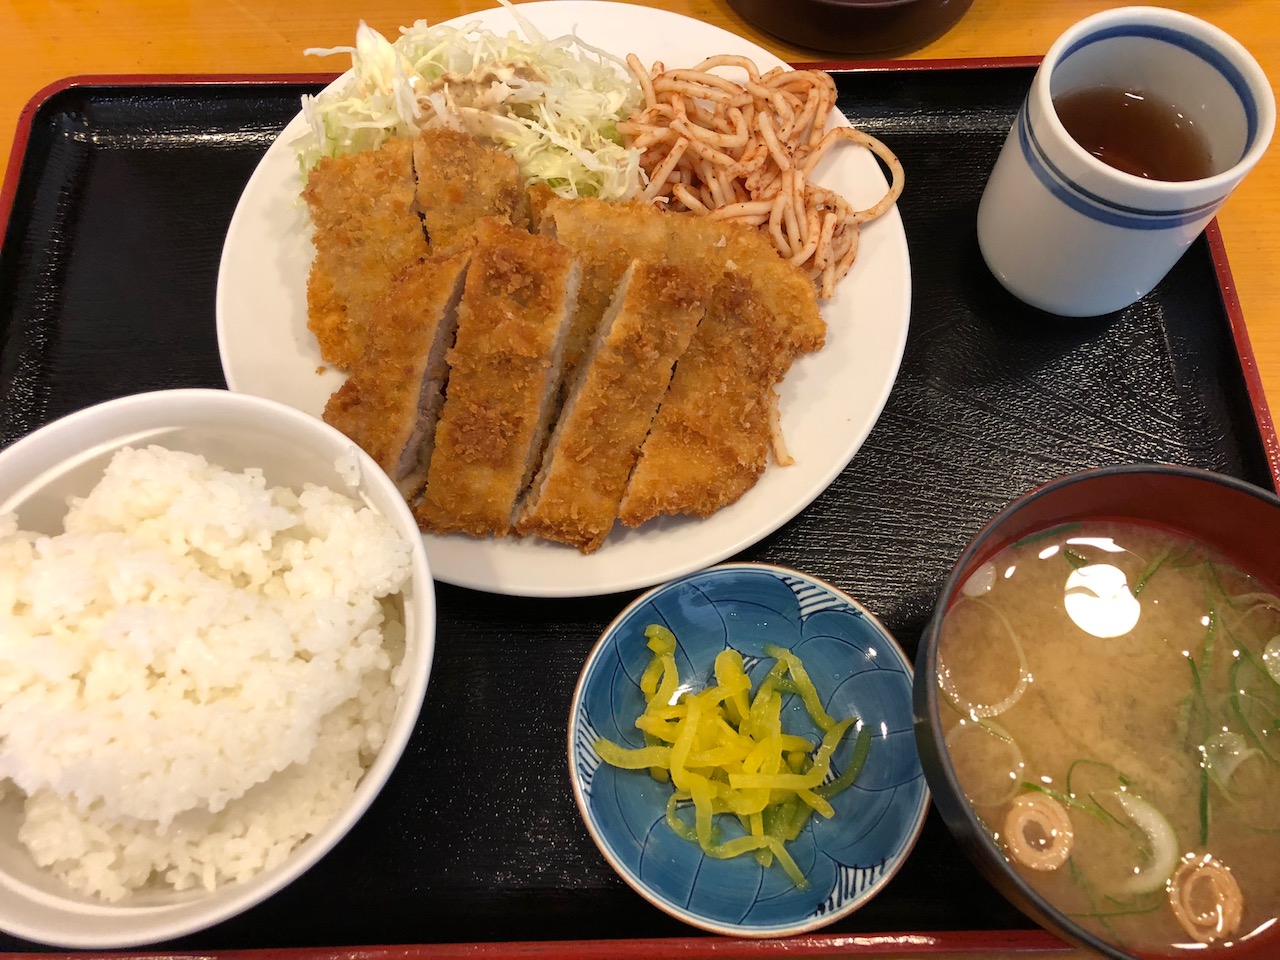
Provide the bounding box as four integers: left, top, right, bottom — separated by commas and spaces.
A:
619, 274, 793, 525
413, 218, 578, 538
540, 195, 826, 385
321, 251, 471, 500
303, 137, 428, 370
414, 128, 529, 253
525, 183, 558, 231
516, 260, 712, 553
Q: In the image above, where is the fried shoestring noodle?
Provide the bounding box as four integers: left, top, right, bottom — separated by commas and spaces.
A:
594, 624, 872, 887
619, 55, 905, 299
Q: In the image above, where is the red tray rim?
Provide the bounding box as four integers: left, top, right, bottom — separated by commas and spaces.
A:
0, 60, 1269, 958
0, 929, 1081, 959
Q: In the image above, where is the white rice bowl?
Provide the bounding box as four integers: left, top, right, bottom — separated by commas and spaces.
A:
0, 390, 435, 948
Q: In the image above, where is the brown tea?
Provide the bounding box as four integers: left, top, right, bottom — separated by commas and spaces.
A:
1053, 85, 1215, 181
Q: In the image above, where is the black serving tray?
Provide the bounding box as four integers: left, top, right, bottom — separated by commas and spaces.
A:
0, 62, 1275, 956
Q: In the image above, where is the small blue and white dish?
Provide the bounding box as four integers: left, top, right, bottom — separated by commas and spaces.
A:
568, 562, 928, 937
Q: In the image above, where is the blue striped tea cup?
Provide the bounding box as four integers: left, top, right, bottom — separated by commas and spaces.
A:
977, 6, 1274, 317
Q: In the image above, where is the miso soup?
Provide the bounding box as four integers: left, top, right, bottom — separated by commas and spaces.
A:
937, 520, 1280, 955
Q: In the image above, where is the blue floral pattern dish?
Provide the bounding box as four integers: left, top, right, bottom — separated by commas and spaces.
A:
568, 562, 929, 937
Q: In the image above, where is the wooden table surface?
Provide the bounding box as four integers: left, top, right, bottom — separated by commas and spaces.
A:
1, 0, 1276, 422
1, 5, 1270, 958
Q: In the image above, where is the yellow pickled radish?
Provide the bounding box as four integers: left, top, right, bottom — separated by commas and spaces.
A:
594, 625, 872, 888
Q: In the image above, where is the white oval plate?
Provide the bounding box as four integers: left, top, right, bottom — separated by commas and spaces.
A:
216, 0, 911, 599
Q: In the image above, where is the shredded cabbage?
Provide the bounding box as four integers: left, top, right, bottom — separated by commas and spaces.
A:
295, 0, 642, 201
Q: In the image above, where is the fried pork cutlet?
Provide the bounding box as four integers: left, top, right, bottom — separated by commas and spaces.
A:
414, 219, 579, 538
538, 196, 826, 383
704, 219, 827, 355
303, 137, 428, 370
619, 274, 793, 526
414, 128, 528, 253
321, 250, 471, 500
515, 260, 712, 553
525, 182, 558, 230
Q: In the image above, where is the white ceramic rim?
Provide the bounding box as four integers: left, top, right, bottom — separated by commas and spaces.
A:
214, 0, 912, 599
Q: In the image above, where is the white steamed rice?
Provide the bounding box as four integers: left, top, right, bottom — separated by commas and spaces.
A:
0, 445, 413, 901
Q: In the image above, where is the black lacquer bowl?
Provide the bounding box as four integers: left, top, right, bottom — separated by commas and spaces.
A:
913, 463, 1280, 960
727, 0, 974, 55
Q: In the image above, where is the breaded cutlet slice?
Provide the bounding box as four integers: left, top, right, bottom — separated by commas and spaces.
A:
538, 197, 675, 385
413, 128, 529, 253
322, 250, 471, 501
515, 260, 711, 554
619, 274, 792, 526
700, 217, 826, 355
539, 196, 825, 383
414, 219, 579, 538
525, 182, 559, 231
303, 137, 428, 370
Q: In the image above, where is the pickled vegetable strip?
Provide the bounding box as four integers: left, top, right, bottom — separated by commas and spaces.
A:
715, 649, 752, 726
595, 741, 671, 769
817, 724, 872, 798
593, 630, 866, 888
763, 643, 836, 732
729, 717, 854, 789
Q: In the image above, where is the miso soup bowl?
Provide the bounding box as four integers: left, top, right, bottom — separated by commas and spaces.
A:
913, 463, 1280, 960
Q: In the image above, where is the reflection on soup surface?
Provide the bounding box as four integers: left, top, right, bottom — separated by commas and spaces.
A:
938, 521, 1280, 955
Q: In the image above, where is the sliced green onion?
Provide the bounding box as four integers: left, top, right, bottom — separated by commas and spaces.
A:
1198, 756, 1211, 846
1112, 791, 1179, 896
1204, 731, 1260, 794
1131, 547, 1171, 597
1063, 548, 1088, 570
1265, 634, 1280, 684
1019, 780, 1106, 821
1200, 604, 1218, 674
946, 718, 1024, 807
938, 597, 1031, 719
1229, 649, 1280, 762
1069, 895, 1165, 919
1185, 655, 1213, 843
1065, 758, 1136, 818
1068, 856, 1126, 946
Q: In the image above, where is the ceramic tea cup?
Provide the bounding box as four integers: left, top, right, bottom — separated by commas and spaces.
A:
977, 6, 1274, 317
